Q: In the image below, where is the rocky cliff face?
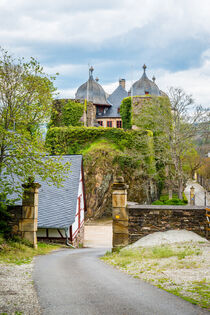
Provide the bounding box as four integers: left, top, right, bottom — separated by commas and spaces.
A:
83, 143, 148, 218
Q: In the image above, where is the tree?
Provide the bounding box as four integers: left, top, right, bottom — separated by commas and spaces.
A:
168, 87, 208, 199
182, 148, 203, 179
132, 89, 209, 199
0, 48, 70, 198
133, 96, 172, 197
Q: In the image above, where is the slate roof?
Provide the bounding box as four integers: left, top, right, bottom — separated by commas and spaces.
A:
97, 84, 128, 118
75, 67, 110, 106
9, 155, 83, 229
131, 65, 161, 96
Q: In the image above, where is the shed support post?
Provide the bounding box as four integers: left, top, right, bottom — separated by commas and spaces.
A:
112, 177, 129, 249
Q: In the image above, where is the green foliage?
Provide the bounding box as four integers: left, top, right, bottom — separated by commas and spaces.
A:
182, 147, 203, 178
0, 194, 11, 237
0, 48, 70, 198
0, 236, 63, 264
152, 193, 188, 205
113, 155, 140, 170
46, 126, 149, 155
50, 99, 84, 127
120, 97, 132, 129
82, 139, 121, 156
152, 200, 164, 205
62, 100, 83, 126
164, 198, 186, 205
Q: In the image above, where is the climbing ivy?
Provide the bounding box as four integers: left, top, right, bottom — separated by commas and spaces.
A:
46, 126, 149, 155
120, 97, 132, 129
50, 99, 84, 127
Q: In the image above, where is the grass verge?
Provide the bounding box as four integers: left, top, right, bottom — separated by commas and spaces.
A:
101, 243, 210, 309
0, 235, 65, 265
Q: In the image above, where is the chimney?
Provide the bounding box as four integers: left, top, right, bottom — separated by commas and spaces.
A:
119, 78, 126, 89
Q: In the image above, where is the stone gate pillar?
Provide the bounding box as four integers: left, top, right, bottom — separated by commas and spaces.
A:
19, 182, 41, 249
112, 177, 129, 249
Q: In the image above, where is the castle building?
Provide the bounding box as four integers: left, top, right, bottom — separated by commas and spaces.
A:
75, 64, 165, 128
75, 66, 127, 128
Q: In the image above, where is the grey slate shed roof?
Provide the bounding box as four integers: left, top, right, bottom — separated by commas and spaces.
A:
98, 85, 128, 118
38, 155, 82, 229
10, 155, 83, 229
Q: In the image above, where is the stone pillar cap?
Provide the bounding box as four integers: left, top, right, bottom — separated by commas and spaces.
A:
114, 176, 124, 183
22, 183, 41, 189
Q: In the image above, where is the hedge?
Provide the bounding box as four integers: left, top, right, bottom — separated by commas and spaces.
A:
46, 126, 150, 155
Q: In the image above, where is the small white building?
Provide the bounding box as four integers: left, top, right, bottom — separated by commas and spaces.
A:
36, 155, 86, 247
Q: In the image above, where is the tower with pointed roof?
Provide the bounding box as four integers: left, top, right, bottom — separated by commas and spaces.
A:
129, 64, 161, 96
74, 64, 166, 128
129, 65, 168, 129
75, 66, 124, 127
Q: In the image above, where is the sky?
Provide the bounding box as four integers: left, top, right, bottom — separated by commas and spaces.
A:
1, 0, 210, 107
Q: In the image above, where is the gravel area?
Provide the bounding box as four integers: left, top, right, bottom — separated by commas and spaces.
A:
129, 229, 209, 248
0, 261, 41, 315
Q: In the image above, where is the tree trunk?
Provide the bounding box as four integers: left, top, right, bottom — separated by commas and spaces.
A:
178, 179, 183, 200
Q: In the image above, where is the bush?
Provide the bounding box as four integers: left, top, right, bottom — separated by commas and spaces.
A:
152, 200, 164, 205
0, 194, 12, 238
164, 198, 186, 205
152, 196, 187, 205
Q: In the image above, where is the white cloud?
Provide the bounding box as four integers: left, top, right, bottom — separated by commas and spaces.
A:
1, 0, 210, 106
157, 63, 210, 107
57, 88, 76, 99
58, 54, 210, 107
43, 63, 85, 76
1, 0, 210, 45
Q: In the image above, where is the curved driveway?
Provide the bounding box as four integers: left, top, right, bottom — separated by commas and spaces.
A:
33, 248, 208, 315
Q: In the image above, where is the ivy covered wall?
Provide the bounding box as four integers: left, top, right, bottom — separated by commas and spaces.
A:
49, 99, 84, 127
46, 126, 158, 216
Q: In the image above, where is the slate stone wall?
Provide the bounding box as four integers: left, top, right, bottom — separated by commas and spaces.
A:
128, 203, 208, 244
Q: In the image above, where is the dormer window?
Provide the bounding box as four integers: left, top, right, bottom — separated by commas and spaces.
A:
145, 91, 149, 95
117, 107, 120, 113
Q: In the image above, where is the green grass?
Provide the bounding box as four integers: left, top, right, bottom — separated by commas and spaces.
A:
0, 236, 64, 265
102, 244, 210, 309
103, 245, 199, 267
165, 281, 210, 309
0, 312, 22, 315
80, 139, 121, 155
152, 193, 188, 205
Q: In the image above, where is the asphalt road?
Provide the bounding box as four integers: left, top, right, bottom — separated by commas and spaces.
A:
34, 248, 208, 315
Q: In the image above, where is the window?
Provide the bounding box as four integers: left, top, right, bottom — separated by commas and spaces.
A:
107, 121, 112, 127
117, 121, 122, 128
117, 107, 120, 113
98, 121, 103, 126
145, 91, 149, 95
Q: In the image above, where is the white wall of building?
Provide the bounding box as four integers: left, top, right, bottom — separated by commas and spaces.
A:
72, 169, 85, 240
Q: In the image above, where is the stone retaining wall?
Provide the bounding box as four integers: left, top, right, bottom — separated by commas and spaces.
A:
128, 203, 208, 244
